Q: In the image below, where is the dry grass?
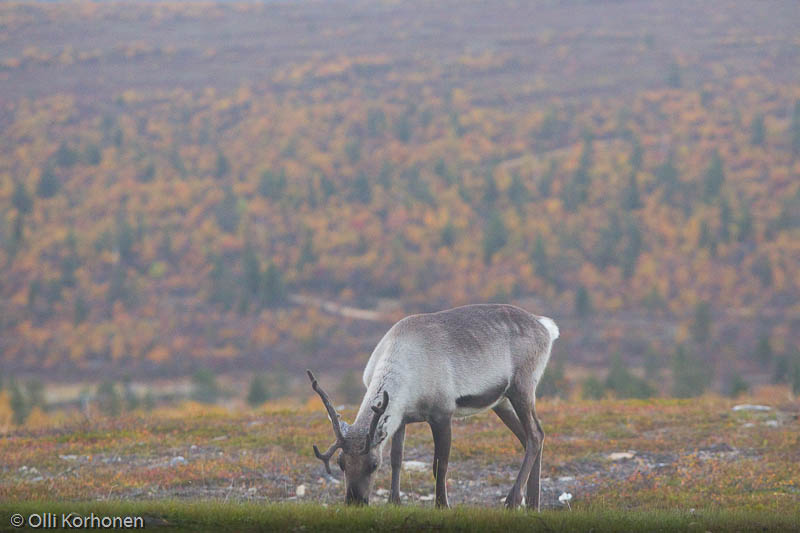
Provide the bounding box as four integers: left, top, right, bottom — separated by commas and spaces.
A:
0, 388, 798, 514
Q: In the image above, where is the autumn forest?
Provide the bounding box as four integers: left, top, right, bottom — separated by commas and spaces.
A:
1, 0, 799, 404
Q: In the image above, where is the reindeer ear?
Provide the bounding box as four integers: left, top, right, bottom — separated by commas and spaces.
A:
371, 390, 389, 414
373, 416, 389, 446
362, 391, 390, 454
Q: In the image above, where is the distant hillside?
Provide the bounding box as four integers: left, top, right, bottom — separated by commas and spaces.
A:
0, 1, 798, 388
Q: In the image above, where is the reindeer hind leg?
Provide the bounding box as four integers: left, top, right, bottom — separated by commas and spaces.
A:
504, 387, 541, 510
493, 399, 526, 450
525, 402, 545, 511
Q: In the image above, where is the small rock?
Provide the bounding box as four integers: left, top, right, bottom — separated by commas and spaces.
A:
557, 476, 575, 482
296, 484, 306, 497
558, 492, 573, 504
376, 488, 389, 496
212, 435, 228, 441
732, 404, 771, 412
59, 455, 78, 461
169, 456, 187, 466
419, 494, 435, 502
765, 420, 779, 427
742, 422, 755, 428
402, 460, 428, 472
608, 452, 635, 461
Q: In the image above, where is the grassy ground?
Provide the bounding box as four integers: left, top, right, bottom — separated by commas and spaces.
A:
1, 501, 799, 533
1, 389, 798, 530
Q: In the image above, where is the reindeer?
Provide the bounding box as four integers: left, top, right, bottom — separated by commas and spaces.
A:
307, 303, 559, 509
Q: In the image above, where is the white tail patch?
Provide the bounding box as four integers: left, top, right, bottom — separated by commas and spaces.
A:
537, 316, 560, 342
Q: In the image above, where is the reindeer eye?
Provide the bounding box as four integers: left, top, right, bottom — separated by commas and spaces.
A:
369, 460, 379, 473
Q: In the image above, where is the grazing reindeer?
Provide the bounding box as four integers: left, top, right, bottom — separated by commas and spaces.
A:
307, 303, 559, 509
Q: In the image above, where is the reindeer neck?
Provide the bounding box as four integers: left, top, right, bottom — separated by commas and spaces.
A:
351, 373, 405, 448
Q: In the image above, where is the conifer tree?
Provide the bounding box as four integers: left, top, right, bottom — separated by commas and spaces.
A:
247, 374, 271, 407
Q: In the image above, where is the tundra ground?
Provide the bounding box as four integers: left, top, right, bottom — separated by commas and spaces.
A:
1, 391, 798, 529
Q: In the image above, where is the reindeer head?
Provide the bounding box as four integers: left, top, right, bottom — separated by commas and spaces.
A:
307, 370, 388, 505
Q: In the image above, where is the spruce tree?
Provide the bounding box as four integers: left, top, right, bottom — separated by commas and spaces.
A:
259, 169, 287, 199
214, 150, 230, 179
54, 142, 78, 168
12, 181, 33, 214
703, 151, 725, 202
37, 167, 60, 198
96, 381, 122, 417
582, 375, 605, 400
691, 301, 712, 344
575, 286, 592, 318
622, 219, 643, 279
656, 154, 680, 203
483, 210, 507, 264
672, 345, 709, 398
605, 353, 654, 399
10, 381, 30, 425
725, 372, 749, 398
247, 374, 271, 407
532, 233, 549, 281
261, 262, 287, 308
755, 334, 772, 366
350, 173, 372, 204
791, 100, 800, 156
750, 114, 765, 146
215, 185, 240, 234
623, 172, 642, 210
191, 369, 219, 404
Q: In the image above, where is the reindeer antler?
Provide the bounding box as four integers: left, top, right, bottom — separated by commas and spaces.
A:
307, 370, 346, 474
312, 442, 339, 475
362, 390, 389, 454
307, 370, 345, 441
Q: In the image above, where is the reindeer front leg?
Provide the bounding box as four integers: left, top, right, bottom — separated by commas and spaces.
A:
430, 416, 452, 509
389, 424, 406, 504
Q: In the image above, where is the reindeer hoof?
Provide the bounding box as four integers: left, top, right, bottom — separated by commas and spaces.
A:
504, 491, 523, 509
